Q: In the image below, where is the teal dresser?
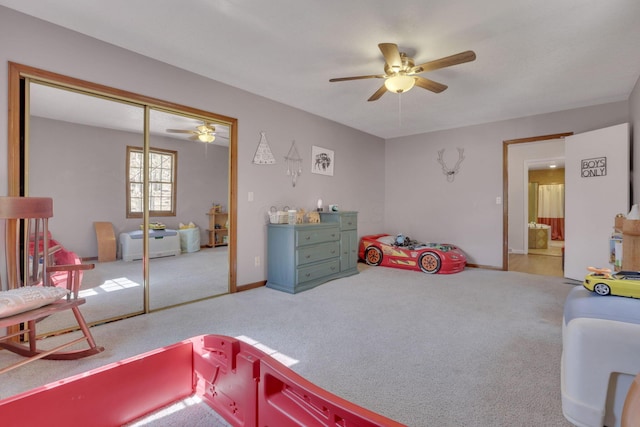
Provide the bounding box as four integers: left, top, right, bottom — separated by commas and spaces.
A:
266, 212, 358, 294
319, 211, 359, 277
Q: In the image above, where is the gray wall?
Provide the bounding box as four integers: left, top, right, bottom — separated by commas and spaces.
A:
1, 6, 639, 284
0, 6, 385, 286
384, 101, 629, 268
631, 73, 640, 203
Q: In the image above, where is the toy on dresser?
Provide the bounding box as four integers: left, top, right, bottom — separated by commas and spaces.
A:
306, 211, 320, 223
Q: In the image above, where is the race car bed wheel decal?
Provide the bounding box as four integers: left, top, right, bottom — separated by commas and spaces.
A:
365, 247, 383, 266
419, 252, 441, 274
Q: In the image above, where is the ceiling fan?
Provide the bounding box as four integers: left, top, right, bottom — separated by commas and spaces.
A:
329, 43, 476, 101
166, 122, 216, 143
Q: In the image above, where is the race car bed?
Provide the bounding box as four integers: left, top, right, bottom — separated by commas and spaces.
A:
0, 334, 404, 427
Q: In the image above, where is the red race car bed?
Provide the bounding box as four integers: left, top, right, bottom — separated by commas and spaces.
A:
359, 233, 466, 274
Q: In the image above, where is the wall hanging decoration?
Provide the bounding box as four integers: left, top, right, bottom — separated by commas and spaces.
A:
437, 148, 465, 182
252, 131, 276, 165
311, 146, 334, 176
285, 140, 302, 187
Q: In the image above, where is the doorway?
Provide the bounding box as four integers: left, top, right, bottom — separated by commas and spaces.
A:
512, 160, 566, 276
503, 133, 572, 277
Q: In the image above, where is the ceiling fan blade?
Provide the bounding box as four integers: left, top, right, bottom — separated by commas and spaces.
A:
329, 74, 385, 82
378, 43, 402, 70
414, 77, 448, 93
412, 50, 476, 74
166, 129, 196, 134
367, 85, 388, 102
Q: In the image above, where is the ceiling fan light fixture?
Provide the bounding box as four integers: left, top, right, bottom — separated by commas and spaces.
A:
384, 74, 416, 94
197, 124, 215, 133
198, 133, 215, 143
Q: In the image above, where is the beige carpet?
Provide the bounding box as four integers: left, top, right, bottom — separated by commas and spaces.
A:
37, 246, 229, 334
1, 265, 578, 426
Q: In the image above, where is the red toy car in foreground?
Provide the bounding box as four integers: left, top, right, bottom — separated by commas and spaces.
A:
359, 233, 467, 274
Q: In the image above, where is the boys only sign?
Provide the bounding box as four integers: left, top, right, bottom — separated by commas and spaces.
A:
581, 157, 607, 178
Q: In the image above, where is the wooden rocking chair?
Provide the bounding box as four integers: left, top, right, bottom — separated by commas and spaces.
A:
0, 197, 104, 374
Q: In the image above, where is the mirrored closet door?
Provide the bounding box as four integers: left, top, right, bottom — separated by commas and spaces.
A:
146, 108, 230, 310
28, 82, 146, 331
7, 63, 237, 334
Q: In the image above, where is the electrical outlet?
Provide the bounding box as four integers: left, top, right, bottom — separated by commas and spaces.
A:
254, 256, 260, 267
248, 191, 254, 202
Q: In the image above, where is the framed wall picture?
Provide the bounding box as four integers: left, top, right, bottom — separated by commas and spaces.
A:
311, 145, 334, 176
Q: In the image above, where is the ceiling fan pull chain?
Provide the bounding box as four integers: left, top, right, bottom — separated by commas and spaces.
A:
398, 93, 402, 127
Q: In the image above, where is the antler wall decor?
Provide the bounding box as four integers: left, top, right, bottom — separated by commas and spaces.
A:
437, 148, 465, 182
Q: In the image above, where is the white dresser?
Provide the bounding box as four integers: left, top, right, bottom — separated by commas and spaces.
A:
120, 229, 181, 261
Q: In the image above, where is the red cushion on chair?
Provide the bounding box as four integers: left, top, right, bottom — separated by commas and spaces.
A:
51, 248, 83, 288
54, 248, 80, 265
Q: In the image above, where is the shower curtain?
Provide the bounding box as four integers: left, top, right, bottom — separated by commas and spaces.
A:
537, 184, 564, 240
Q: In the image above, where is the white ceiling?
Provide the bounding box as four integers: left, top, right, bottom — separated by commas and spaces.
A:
3, 0, 640, 139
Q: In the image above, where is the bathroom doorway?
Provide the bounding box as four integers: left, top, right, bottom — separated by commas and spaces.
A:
504, 124, 630, 279
503, 133, 570, 277
510, 160, 565, 277
526, 160, 565, 246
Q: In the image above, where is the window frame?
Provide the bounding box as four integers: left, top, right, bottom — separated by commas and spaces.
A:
126, 145, 178, 218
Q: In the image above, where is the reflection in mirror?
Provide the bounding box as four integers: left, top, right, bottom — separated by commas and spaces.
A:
27, 87, 233, 328
147, 109, 229, 309
28, 82, 145, 332
9, 63, 237, 335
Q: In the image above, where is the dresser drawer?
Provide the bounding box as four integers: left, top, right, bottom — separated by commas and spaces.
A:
296, 241, 339, 266
340, 213, 357, 231
319, 211, 357, 231
297, 259, 340, 284
295, 226, 339, 246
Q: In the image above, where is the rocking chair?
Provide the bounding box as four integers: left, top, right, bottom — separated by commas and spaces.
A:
0, 197, 103, 374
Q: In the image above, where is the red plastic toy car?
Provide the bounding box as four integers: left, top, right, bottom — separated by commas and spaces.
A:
358, 233, 466, 274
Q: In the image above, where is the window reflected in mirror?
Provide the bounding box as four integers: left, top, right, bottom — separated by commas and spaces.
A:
147, 108, 230, 310
20, 78, 233, 334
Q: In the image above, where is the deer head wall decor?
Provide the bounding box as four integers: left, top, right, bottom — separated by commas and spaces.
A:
437, 148, 465, 182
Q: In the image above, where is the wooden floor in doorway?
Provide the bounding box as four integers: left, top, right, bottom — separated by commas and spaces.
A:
509, 241, 564, 277
509, 253, 563, 277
